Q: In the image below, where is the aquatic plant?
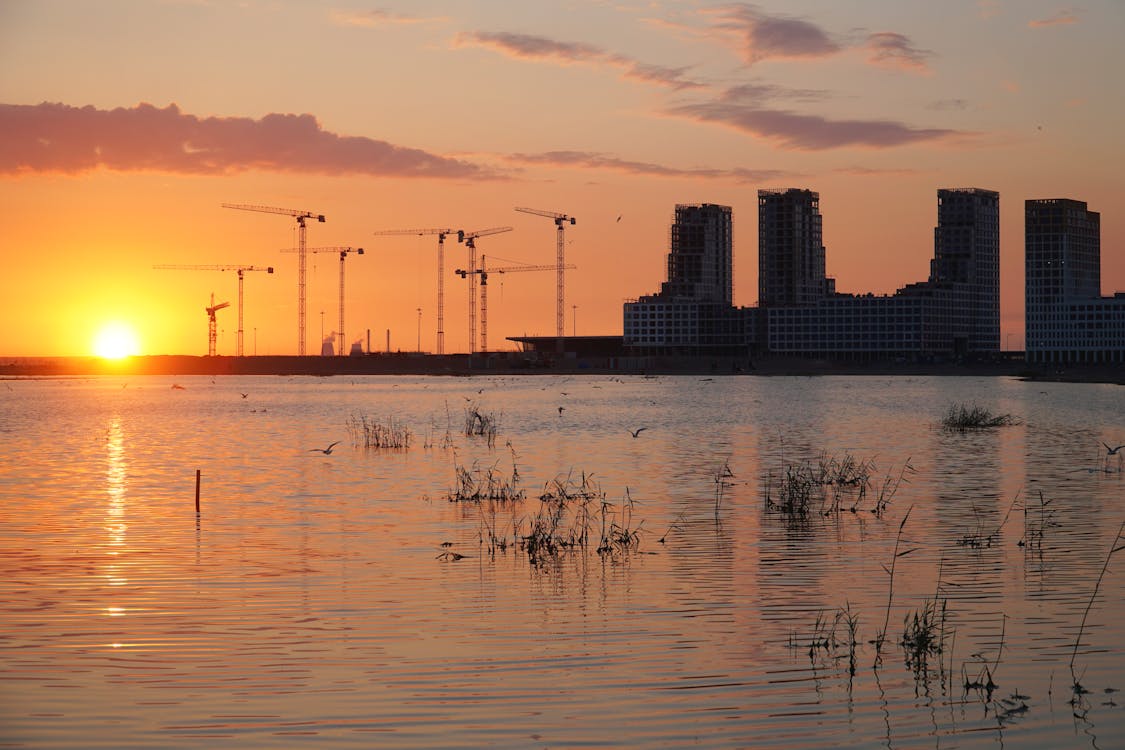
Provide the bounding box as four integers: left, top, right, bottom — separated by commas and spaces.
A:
347, 413, 412, 449
874, 507, 917, 662
463, 402, 500, 446
1069, 521, 1125, 686
446, 447, 524, 503
955, 493, 1020, 549
901, 596, 948, 672
941, 402, 1018, 431
807, 603, 860, 678
763, 452, 906, 519
1021, 490, 1058, 551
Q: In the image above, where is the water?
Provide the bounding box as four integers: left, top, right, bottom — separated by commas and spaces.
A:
1, 374, 1123, 748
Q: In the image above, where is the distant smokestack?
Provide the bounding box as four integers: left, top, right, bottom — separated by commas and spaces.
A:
386, 329, 390, 353
366, 328, 371, 354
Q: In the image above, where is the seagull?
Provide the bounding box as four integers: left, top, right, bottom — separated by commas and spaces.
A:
629, 427, 647, 438
558, 406, 565, 415
1104, 442, 1125, 456
616, 215, 622, 222
310, 441, 341, 455
240, 393, 248, 399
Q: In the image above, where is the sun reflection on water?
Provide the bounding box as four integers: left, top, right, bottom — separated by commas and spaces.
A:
104, 417, 128, 588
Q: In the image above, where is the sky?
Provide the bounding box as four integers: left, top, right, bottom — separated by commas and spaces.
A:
1, 0, 1123, 357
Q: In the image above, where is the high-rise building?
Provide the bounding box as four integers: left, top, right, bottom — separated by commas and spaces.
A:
659, 204, 734, 304
930, 188, 1000, 353
623, 203, 751, 355
1025, 198, 1124, 364
758, 189, 833, 309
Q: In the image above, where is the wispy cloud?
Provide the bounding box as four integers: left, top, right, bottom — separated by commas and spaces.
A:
454, 31, 705, 90
863, 32, 931, 73
506, 149, 789, 182
329, 8, 446, 28
666, 87, 962, 150
832, 165, 922, 177
0, 102, 490, 178
1028, 7, 1081, 27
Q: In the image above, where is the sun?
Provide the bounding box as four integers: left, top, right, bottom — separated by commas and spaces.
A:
93, 322, 141, 359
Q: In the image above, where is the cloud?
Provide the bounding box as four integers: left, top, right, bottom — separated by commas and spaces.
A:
864, 32, 931, 73
666, 88, 962, 150
929, 98, 970, 111
329, 8, 446, 28
1028, 8, 1081, 27
711, 4, 841, 64
454, 31, 705, 90
0, 102, 490, 178
832, 165, 922, 177
506, 149, 788, 182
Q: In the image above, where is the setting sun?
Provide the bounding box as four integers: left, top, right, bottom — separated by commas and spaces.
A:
93, 322, 140, 359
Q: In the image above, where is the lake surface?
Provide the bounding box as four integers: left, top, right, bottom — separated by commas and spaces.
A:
1, 374, 1123, 748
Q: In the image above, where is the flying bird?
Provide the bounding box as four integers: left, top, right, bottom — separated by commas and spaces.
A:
310, 441, 341, 455
240, 393, 248, 399
558, 406, 565, 415
1104, 442, 1124, 455
629, 427, 647, 438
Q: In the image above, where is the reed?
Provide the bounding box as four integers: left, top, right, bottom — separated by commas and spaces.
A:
941, 402, 1018, 431
1069, 520, 1125, 683
347, 413, 412, 449
874, 506, 916, 661
446, 451, 525, 503
463, 402, 500, 447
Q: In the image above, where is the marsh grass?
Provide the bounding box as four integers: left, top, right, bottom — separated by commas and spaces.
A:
446, 446, 524, 503
464, 402, 500, 446
1069, 521, 1125, 699
1021, 490, 1058, 551
347, 413, 412, 449
807, 603, 861, 678
941, 403, 1018, 431
956, 493, 1020, 549
763, 452, 910, 520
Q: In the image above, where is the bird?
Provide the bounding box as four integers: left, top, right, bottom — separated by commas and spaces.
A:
310, 441, 341, 455
629, 427, 647, 438
1104, 442, 1124, 455
558, 406, 565, 415
616, 215, 622, 222
240, 392, 248, 399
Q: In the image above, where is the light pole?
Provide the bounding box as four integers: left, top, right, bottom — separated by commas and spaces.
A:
572, 305, 577, 336
254, 327, 257, 356
416, 308, 422, 352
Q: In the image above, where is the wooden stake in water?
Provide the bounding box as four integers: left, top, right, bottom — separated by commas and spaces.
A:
195, 470, 201, 514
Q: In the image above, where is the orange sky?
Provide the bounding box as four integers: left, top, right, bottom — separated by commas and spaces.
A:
1, 1, 1122, 357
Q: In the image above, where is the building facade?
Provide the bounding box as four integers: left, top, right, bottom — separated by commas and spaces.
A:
757, 188, 834, 308
1025, 198, 1125, 364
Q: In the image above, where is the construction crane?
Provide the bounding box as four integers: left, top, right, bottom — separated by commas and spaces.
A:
455, 255, 576, 353
222, 203, 325, 355
372, 228, 456, 354
456, 227, 513, 355
280, 246, 363, 357
514, 207, 576, 353
153, 264, 274, 356
205, 294, 230, 357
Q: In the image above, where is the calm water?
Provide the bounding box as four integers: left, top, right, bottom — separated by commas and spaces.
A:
1, 374, 1123, 748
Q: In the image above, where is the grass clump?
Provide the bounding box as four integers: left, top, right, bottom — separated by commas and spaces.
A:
464, 402, 500, 446
941, 403, 1018, 431
347, 413, 412, 449
446, 447, 524, 503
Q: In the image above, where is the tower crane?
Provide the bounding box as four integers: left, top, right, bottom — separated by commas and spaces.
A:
222, 203, 325, 355
514, 207, 576, 353
205, 294, 230, 357
456, 227, 513, 355
280, 246, 363, 357
455, 255, 576, 353
153, 264, 274, 356
372, 228, 456, 355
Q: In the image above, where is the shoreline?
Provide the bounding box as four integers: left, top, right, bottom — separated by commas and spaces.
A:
2, 353, 1121, 384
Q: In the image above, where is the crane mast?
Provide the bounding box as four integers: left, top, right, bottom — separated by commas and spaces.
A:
153, 264, 274, 356
372, 228, 455, 354
205, 294, 231, 357
222, 203, 325, 355
455, 255, 576, 353
514, 207, 575, 353
456, 227, 513, 355
281, 246, 363, 356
